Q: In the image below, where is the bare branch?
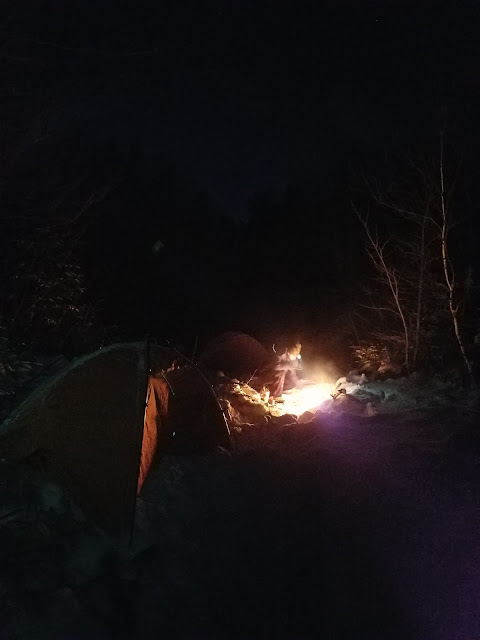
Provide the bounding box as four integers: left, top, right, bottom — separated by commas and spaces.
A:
351, 200, 411, 370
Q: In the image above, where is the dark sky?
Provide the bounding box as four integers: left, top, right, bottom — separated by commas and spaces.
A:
2, 0, 480, 214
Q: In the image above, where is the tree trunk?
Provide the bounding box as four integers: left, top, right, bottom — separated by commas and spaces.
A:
439, 133, 473, 382
413, 210, 427, 368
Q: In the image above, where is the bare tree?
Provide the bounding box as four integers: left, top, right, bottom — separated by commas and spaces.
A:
438, 131, 473, 380
353, 140, 474, 380
352, 204, 411, 372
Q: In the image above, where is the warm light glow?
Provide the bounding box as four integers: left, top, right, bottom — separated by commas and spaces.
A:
280, 381, 334, 416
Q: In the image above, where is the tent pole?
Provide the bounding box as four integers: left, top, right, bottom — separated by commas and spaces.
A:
128, 335, 150, 548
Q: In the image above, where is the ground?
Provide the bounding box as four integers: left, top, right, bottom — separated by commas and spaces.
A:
0, 378, 479, 639
137, 406, 480, 640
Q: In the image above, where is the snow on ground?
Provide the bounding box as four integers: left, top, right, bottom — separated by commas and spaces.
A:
136, 403, 480, 640
0, 376, 479, 639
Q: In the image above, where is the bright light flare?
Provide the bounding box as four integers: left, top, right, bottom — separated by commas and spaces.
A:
280, 381, 334, 417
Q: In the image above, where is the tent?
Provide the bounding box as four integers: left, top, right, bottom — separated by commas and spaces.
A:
199, 331, 271, 379
0, 343, 230, 537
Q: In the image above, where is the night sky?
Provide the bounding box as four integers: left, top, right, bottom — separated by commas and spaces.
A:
3, 0, 479, 214
2, 0, 480, 349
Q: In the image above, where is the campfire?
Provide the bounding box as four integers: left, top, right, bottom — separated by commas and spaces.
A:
216, 370, 375, 427
217, 374, 339, 426
206, 332, 375, 425
278, 380, 334, 416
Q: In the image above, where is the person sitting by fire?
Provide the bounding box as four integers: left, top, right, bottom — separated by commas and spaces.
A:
271, 341, 302, 398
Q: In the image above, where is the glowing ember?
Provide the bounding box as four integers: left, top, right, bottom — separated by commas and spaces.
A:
280, 381, 334, 416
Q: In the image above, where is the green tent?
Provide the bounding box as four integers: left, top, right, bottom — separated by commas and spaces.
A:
0, 343, 230, 537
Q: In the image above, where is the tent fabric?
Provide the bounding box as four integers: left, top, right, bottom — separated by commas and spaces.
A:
137, 374, 169, 493
0, 345, 150, 535
0, 343, 229, 537
163, 367, 230, 454
199, 331, 270, 378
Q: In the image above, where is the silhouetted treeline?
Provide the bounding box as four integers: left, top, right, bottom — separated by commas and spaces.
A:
2, 127, 479, 369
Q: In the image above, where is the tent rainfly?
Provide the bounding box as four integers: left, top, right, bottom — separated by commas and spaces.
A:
0, 343, 230, 537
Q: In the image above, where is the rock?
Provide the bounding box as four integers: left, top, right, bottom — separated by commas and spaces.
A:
298, 411, 315, 423
332, 393, 376, 417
